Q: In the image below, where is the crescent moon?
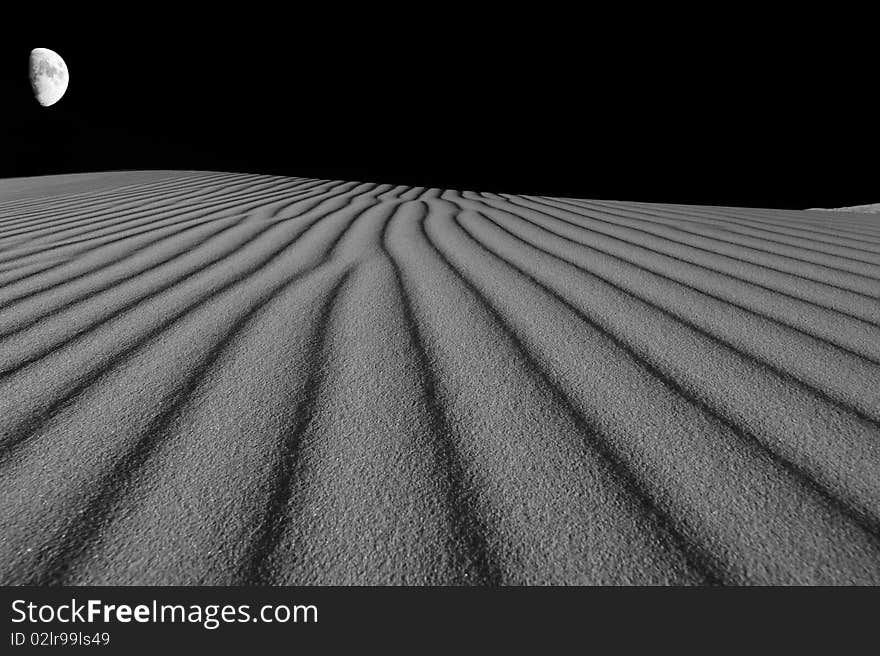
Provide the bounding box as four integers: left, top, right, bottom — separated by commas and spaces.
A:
29, 48, 69, 107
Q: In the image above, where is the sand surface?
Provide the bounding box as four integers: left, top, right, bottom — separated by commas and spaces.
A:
1, 171, 879, 585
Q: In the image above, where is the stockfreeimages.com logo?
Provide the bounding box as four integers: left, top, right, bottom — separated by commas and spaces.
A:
11, 599, 317, 631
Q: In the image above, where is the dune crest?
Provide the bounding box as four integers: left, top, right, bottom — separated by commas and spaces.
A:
808, 203, 880, 214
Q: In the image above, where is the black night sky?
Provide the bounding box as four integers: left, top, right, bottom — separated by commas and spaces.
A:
1, 19, 875, 209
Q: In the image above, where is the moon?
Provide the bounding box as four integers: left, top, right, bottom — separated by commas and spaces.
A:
29, 48, 69, 107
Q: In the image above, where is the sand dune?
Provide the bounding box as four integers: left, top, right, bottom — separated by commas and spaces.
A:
0, 171, 879, 585
813, 203, 880, 214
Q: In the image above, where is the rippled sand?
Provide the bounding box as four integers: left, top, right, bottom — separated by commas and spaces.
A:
1, 171, 878, 585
